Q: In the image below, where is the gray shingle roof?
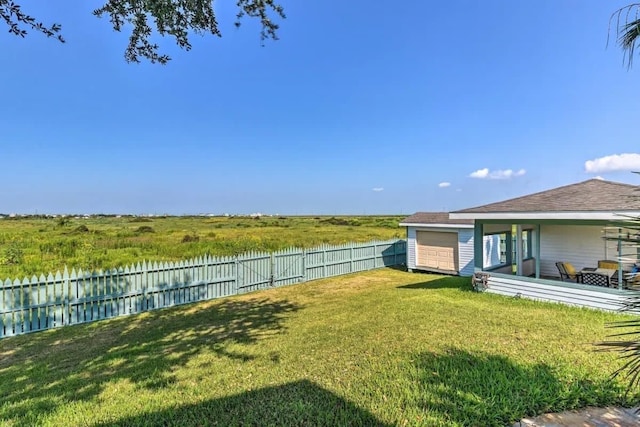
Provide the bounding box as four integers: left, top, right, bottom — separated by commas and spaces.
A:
400, 212, 474, 225
453, 179, 640, 214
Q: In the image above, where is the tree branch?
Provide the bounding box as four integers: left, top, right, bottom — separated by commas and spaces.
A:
0, 0, 64, 42
1, 0, 284, 64
93, 0, 285, 64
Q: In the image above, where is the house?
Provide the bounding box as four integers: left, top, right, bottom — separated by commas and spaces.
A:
400, 212, 497, 277
449, 178, 640, 311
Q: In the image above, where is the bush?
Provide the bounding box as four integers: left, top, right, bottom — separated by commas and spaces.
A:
73, 225, 90, 233
181, 234, 200, 243
135, 226, 155, 234
56, 217, 70, 227
320, 217, 357, 226
39, 239, 79, 258
2, 242, 24, 265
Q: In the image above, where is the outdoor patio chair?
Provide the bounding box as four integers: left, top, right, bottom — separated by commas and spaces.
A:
581, 272, 610, 287
556, 262, 568, 280
598, 260, 618, 270
628, 274, 640, 289
556, 262, 579, 282
610, 270, 629, 287
623, 269, 640, 289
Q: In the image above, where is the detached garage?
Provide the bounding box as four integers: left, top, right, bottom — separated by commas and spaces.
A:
400, 212, 475, 277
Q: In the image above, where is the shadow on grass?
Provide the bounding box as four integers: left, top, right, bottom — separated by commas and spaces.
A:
383, 264, 409, 272
412, 347, 627, 426
91, 379, 391, 427
0, 297, 301, 423
397, 276, 473, 291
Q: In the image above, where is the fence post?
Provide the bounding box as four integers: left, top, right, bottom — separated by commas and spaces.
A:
350, 245, 354, 273
63, 267, 71, 326
373, 243, 378, 269
234, 256, 240, 295
142, 261, 149, 309
322, 247, 327, 279
270, 252, 275, 287
393, 240, 398, 265
301, 249, 306, 282
204, 255, 210, 283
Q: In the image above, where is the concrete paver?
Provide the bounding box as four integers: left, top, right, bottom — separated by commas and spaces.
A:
512, 406, 640, 427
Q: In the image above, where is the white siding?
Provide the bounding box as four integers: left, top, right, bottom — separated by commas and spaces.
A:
522, 258, 536, 277
539, 225, 606, 278
458, 229, 475, 277
406, 226, 475, 276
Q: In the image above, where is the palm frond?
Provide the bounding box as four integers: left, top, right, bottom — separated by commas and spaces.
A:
610, 3, 640, 68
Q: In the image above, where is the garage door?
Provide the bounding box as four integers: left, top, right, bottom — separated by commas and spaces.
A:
416, 231, 458, 272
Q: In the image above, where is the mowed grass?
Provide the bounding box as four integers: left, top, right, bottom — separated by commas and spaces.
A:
0, 269, 637, 426
0, 215, 404, 278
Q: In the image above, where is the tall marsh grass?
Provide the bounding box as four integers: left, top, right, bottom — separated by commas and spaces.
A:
0, 216, 404, 278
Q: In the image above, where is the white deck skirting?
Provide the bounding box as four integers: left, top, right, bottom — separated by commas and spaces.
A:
485, 273, 635, 312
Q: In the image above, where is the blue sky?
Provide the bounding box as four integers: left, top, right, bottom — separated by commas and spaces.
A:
2, 0, 640, 215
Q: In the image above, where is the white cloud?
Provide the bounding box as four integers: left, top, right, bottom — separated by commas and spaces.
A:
594, 175, 604, 180
584, 153, 640, 173
469, 168, 526, 180
372, 187, 384, 192
469, 168, 489, 179
438, 182, 451, 188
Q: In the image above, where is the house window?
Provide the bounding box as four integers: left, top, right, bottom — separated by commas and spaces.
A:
484, 232, 508, 268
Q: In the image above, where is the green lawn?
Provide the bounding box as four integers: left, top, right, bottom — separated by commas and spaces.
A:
0, 269, 636, 426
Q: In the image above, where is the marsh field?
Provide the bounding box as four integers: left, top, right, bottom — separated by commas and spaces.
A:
0, 215, 405, 279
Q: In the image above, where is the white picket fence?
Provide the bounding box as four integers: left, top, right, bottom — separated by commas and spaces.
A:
0, 239, 406, 338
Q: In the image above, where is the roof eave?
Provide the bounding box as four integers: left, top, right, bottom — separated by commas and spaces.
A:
398, 222, 475, 228
449, 211, 640, 221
